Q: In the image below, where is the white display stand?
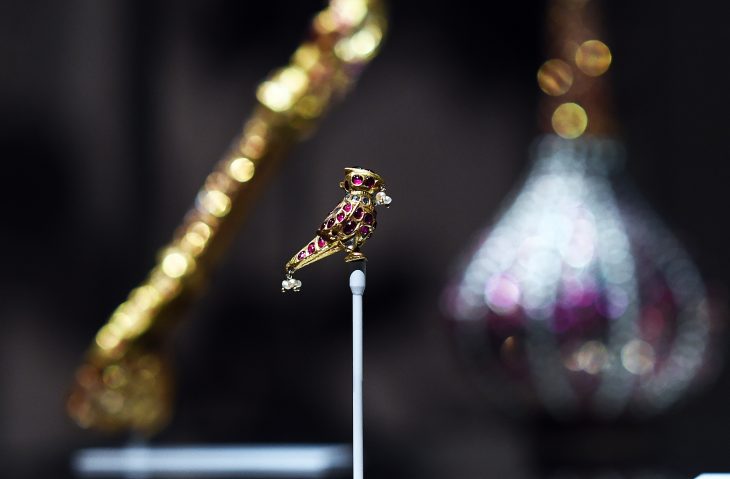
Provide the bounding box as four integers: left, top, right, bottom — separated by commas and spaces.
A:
349, 261, 366, 479
72, 444, 350, 477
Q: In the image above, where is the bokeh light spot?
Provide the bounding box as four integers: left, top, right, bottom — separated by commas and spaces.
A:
621, 339, 656, 375
485, 274, 521, 314
575, 340, 609, 375
537, 59, 574, 96
161, 250, 193, 279
198, 190, 231, 218
551, 102, 588, 139
257, 80, 294, 112
228, 157, 255, 183
575, 40, 612, 76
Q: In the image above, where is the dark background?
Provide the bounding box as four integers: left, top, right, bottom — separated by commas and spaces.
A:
2, 1, 730, 477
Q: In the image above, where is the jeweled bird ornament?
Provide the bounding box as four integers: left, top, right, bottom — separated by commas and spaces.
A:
282, 167, 391, 291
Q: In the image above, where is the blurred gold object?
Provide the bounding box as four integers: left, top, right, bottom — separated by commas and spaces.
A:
539, 0, 615, 137
68, 0, 387, 435
282, 167, 391, 292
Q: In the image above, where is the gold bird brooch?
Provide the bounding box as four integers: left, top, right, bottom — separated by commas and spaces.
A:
282, 167, 391, 291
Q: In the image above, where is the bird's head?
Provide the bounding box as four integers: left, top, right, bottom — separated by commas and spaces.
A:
340, 167, 392, 207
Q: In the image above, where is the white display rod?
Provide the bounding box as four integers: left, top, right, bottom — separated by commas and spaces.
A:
349, 261, 366, 479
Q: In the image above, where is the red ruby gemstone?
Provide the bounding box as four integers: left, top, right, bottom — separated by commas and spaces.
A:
343, 221, 356, 234
354, 207, 364, 219
308, 242, 316, 254
326, 218, 335, 228
363, 213, 373, 224
360, 226, 370, 235
363, 177, 374, 187
343, 202, 352, 212
297, 251, 306, 260
317, 237, 326, 248
336, 212, 345, 222
352, 175, 363, 186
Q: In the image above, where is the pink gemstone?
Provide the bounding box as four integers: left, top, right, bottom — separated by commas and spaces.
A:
337, 212, 345, 222
317, 237, 326, 248
352, 175, 363, 186
360, 226, 370, 235
354, 207, 364, 219
326, 218, 335, 228
343, 202, 352, 212
363, 177, 374, 187
297, 251, 306, 260
308, 242, 316, 254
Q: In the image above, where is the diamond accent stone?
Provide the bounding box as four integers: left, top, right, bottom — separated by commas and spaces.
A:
282, 278, 302, 292
375, 191, 392, 206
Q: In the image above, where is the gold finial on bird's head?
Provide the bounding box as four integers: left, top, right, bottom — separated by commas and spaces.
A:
282, 167, 391, 292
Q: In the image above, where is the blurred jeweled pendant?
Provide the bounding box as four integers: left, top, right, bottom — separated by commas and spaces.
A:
444, 135, 719, 419
443, 0, 722, 420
